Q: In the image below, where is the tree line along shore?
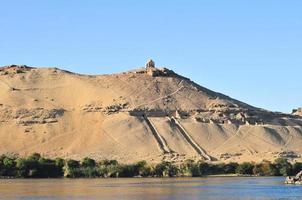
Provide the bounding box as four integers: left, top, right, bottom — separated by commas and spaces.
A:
0, 153, 301, 178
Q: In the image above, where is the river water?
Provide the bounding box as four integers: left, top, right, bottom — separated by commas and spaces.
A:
0, 177, 301, 200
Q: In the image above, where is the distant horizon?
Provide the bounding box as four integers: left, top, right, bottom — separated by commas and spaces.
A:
1, 1, 301, 113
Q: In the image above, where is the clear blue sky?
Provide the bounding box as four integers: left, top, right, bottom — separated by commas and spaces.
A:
0, 1, 301, 113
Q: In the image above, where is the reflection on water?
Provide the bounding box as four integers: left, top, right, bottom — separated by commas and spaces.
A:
0, 177, 301, 200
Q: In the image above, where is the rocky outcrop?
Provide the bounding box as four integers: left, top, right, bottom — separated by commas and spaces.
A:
0, 107, 65, 125
285, 171, 302, 185
82, 102, 129, 115
293, 108, 302, 117
0, 65, 34, 75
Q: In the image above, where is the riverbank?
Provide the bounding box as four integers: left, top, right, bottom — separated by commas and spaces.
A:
1, 153, 302, 178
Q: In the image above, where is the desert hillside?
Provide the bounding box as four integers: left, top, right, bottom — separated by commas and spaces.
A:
0, 62, 302, 164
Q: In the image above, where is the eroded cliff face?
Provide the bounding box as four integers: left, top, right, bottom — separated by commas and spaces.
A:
0, 64, 301, 163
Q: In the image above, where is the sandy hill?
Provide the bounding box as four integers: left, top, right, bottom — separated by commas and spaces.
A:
0, 62, 302, 164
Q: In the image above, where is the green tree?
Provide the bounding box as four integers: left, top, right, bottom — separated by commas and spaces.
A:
168, 164, 179, 177
99, 159, 118, 166
154, 161, 179, 177
292, 162, 302, 175
119, 164, 136, 177
180, 160, 200, 177
274, 158, 292, 176
236, 162, 254, 175
81, 157, 96, 168
3, 157, 15, 169
54, 158, 65, 177
81, 167, 99, 178
63, 159, 80, 177
208, 163, 225, 175
179, 160, 191, 177
98, 159, 120, 177
134, 161, 151, 177
154, 161, 169, 177
252, 164, 262, 176
198, 161, 210, 175
38, 158, 61, 178
0, 156, 16, 176
23, 153, 41, 177
15, 158, 29, 177
224, 162, 239, 174
55, 158, 65, 168
28, 153, 41, 161
258, 160, 277, 176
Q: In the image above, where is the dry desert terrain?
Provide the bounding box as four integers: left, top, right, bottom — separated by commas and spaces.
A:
0, 64, 301, 164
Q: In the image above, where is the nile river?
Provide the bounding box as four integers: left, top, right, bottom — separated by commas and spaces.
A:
0, 177, 301, 200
